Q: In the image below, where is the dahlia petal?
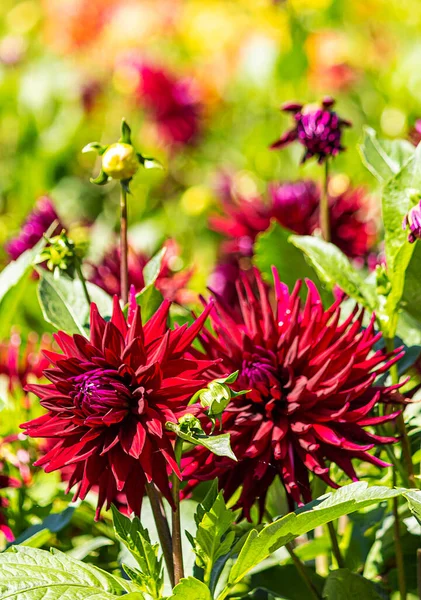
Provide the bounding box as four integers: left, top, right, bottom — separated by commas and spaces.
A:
111, 295, 128, 336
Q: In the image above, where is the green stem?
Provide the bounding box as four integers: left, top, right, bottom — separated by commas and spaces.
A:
120, 184, 129, 306
75, 260, 91, 307
145, 482, 175, 588
393, 470, 407, 600
384, 337, 416, 488
417, 549, 421, 599
172, 438, 184, 585
385, 337, 409, 600
286, 543, 322, 600
320, 160, 330, 242
327, 521, 345, 569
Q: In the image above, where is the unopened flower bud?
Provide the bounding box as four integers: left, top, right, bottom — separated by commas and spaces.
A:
403, 200, 421, 243
101, 143, 139, 180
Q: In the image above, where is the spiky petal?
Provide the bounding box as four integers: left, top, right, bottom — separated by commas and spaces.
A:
183, 268, 404, 519
22, 297, 216, 518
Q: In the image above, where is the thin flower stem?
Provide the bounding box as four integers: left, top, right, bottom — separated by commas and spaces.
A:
286, 543, 322, 600
393, 470, 406, 600
145, 482, 175, 588
417, 549, 421, 599
320, 160, 330, 242
75, 261, 91, 308
172, 438, 184, 586
120, 184, 129, 306
384, 337, 417, 488
327, 521, 345, 569
385, 338, 408, 600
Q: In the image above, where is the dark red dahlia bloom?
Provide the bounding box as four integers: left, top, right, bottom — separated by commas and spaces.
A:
22, 295, 216, 517
6, 197, 63, 261
123, 59, 202, 147
403, 201, 421, 243
328, 186, 378, 260
88, 240, 194, 304
183, 268, 403, 519
211, 177, 377, 263
270, 97, 351, 164
269, 180, 320, 236
209, 194, 271, 257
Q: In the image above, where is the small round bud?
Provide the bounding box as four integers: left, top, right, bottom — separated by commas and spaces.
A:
102, 143, 139, 180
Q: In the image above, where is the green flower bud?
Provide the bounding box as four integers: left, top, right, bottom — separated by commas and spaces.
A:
101, 143, 139, 180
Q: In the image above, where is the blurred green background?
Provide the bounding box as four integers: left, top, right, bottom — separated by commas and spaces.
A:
1, 0, 421, 289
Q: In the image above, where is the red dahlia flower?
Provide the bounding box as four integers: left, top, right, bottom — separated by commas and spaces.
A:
270, 97, 351, 164
22, 295, 216, 517
6, 197, 63, 261
0, 330, 52, 411
183, 268, 403, 519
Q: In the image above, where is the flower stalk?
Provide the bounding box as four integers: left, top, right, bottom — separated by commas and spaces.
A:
286, 543, 322, 600
172, 438, 184, 585
145, 482, 175, 588
120, 184, 129, 306
75, 260, 91, 308
320, 160, 330, 242
326, 521, 345, 569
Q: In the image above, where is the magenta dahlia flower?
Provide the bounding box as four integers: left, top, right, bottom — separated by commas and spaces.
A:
270, 97, 351, 164
403, 201, 421, 243
212, 178, 377, 263
22, 295, 216, 517
122, 59, 201, 147
269, 180, 320, 235
183, 268, 403, 519
0, 473, 20, 541
88, 240, 194, 304
6, 197, 62, 261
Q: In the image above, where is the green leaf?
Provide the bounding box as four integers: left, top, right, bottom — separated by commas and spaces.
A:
168, 577, 212, 600
289, 235, 377, 310
67, 537, 114, 560
9, 506, 75, 548
0, 235, 49, 338
322, 569, 385, 599
188, 484, 237, 589
142, 247, 166, 287
37, 271, 113, 335
402, 489, 421, 522
380, 143, 421, 336
402, 224, 421, 322
220, 483, 402, 597
134, 284, 163, 323
0, 545, 142, 599
254, 222, 332, 304
111, 505, 163, 599
166, 421, 237, 461
358, 126, 414, 183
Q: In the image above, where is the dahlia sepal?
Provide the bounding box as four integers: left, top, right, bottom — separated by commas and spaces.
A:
166, 417, 237, 461
189, 370, 249, 431
82, 141, 108, 156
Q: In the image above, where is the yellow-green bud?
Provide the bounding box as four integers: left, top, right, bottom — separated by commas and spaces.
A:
102, 143, 139, 180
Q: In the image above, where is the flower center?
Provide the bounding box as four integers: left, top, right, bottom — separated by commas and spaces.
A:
71, 368, 133, 424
